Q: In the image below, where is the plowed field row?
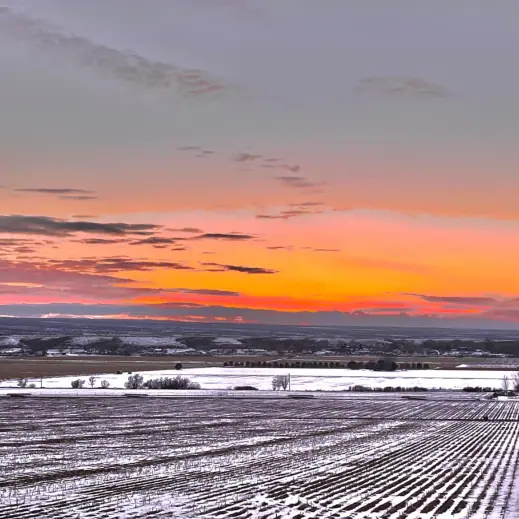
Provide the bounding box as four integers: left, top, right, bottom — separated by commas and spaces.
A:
0, 397, 518, 518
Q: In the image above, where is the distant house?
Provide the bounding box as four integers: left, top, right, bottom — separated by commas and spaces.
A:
46, 348, 87, 356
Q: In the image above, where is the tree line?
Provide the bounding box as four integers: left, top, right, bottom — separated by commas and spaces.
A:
224, 359, 430, 371
67, 374, 200, 390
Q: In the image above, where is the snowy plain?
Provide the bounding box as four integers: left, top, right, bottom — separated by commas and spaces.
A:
0, 366, 515, 391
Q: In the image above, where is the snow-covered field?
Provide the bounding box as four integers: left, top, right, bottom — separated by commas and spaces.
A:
1, 397, 518, 518
1, 366, 515, 391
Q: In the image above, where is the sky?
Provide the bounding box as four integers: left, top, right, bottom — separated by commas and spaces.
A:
1, 0, 519, 328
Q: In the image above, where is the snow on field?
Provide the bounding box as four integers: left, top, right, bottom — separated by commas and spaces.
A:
213, 336, 242, 345
0, 366, 515, 391
0, 335, 21, 346
119, 336, 186, 347
1, 398, 518, 518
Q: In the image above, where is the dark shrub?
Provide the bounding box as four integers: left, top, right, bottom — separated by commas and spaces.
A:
142, 376, 200, 390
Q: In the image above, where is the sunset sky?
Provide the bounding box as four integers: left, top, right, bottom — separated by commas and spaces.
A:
2, 0, 519, 328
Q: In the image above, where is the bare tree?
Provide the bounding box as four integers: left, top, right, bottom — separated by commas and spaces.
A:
100, 379, 110, 389
88, 376, 96, 388
71, 379, 85, 389
502, 375, 509, 394
512, 373, 519, 392
17, 377, 28, 388
272, 375, 290, 391
125, 373, 144, 389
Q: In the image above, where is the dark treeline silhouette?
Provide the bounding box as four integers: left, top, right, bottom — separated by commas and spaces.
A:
223, 358, 430, 371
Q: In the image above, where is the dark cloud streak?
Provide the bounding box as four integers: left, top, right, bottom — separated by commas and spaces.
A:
0, 6, 229, 98
194, 233, 254, 241
0, 215, 160, 237
202, 262, 277, 274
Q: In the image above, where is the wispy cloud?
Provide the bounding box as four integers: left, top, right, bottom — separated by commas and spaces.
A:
280, 164, 301, 173
355, 76, 448, 98
14, 188, 94, 195
14, 187, 98, 201
130, 237, 177, 246
0, 215, 160, 237
404, 293, 497, 305
233, 152, 262, 162
0, 6, 230, 98
170, 287, 241, 297
202, 262, 277, 274
47, 257, 193, 273
193, 233, 255, 241
276, 176, 326, 189
59, 195, 98, 201
177, 146, 215, 158
74, 238, 126, 245
0, 258, 162, 301
166, 227, 204, 234
256, 206, 324, 219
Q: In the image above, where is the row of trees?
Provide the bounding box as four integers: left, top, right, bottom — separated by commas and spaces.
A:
71, 376, 110, 389
125, 374, 200, 390
66, 374, 200, 390
224, 359, 430, 371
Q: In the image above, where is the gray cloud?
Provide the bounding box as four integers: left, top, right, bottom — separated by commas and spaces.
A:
14, 188, 98, 201
130, 237, 177, 246
404, 293, 497, 305
202, 262, 277, 274
356, 307, 413, 314
171, 287, 240, 297
194, 233, 254, 241
76, 238, 125, 245
59, 195, 98, 201
177, 146, 215, 158
0, 215, 160, 237
48, 257, 193, 273
166, 227, 204, 234
0, 6, 229, 98
233, 152, 262, 162
256, 208, 323, 220
290, 201, 323, 207
257, 200, 326, 220
276, 176, 326, 189
14, 188, 95, 195
280, 164, 301, 173
0, 258, 149, 300
355, 76, 448, 98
